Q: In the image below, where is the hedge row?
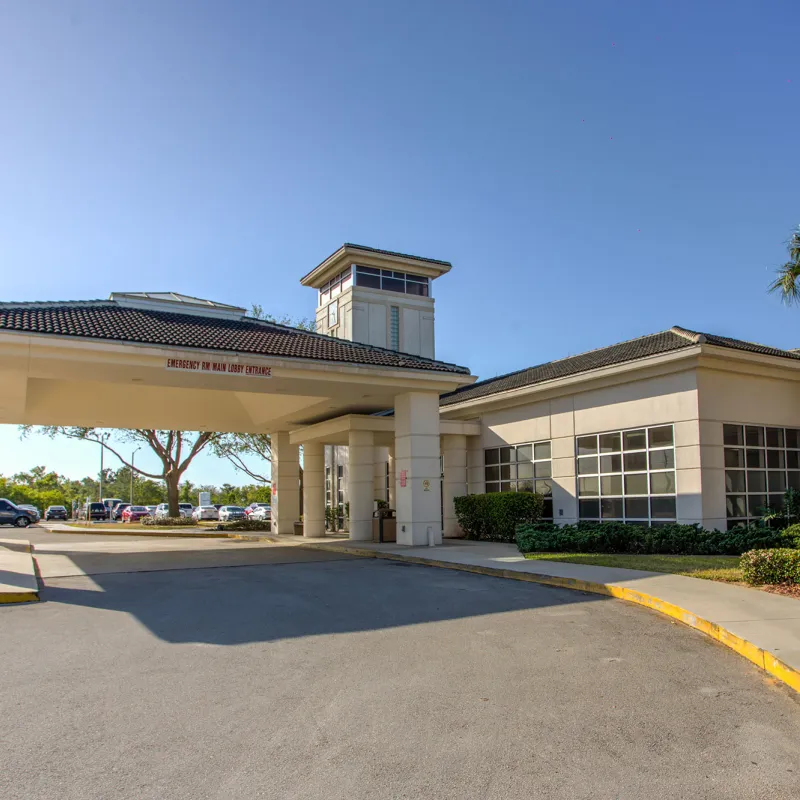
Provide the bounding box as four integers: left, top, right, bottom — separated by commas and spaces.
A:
741, 549, 800, 585
141, 515, 196, 527
515, 521, 790, 556
454, 492, 544, 543
221, 518, 272, 532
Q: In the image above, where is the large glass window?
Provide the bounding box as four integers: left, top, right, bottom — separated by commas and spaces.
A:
354, 266, 430, 296
724, 424, 800, 529
318, 267, 353, 305
484, 442, 552, 519
576, 425, 676, 525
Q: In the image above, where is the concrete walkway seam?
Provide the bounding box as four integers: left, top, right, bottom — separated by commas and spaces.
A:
298, 542, 800, 695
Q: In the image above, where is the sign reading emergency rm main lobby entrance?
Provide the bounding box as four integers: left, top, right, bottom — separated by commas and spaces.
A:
165, 358, 272, 378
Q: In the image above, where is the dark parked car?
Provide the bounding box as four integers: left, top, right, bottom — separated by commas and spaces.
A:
82, 502, 108, 521
45, 505, 68, 521
0, 498, 35, 528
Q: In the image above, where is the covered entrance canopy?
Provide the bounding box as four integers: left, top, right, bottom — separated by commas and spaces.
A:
0, 293, 475, 545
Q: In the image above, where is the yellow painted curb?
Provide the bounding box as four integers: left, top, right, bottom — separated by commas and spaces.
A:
299, 542, 800, 696
0, 591, 39, 604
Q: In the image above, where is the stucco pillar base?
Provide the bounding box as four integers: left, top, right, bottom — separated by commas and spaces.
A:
348, 430, 374, 541
302, 442, 325, 538
271, 432, 300, 535
394, 392, 442, 546
442, 434, 467, 538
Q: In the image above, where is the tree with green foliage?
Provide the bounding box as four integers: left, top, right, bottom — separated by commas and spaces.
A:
21, 427, 220, 517
768, 225, 800, 306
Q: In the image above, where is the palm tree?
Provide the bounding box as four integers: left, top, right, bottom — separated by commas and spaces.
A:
769, 226, 800, 305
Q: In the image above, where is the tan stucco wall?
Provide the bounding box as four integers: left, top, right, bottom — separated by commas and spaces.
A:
697, 368, 800, 530
469, 370, 701, 525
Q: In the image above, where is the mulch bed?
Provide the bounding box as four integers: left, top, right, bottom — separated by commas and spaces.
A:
760, 583, 800, 599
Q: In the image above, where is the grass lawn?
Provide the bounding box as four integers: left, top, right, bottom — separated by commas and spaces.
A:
523, 552, 742, 583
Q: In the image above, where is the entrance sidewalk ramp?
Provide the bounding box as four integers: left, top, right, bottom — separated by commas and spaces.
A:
294, 537, 800, 694
0, 538, 39, 603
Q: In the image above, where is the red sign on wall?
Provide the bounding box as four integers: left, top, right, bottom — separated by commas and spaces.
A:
399, 470, 407, 488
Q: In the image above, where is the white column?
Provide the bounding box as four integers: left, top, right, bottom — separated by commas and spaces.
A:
442, 434, 467, 538
302, 442, 325, 538
394, 391, 442, 546
348, 430, 374, 541
373, 446, 388, 502
387, 448, 396, 509
271, 432, 300, 534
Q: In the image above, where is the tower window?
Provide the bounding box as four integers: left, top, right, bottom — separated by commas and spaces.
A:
328, 299, 339, 329
389, 306, 400, 351
354, 266, 429, 296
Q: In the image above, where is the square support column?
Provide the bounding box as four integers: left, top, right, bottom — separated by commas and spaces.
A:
348, 430, 374, 541
271, 432, 300, 534
394, 391, 442, 546
442, 433, 467, 538
302, 441, 325, 538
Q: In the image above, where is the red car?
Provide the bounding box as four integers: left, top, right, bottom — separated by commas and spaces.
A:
121, 505, 151, 522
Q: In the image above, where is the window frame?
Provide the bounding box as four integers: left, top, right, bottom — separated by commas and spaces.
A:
484, 441, 553, 519
576, 424, 677, 525
723, 423, 800, 529
353, 266, 430, 297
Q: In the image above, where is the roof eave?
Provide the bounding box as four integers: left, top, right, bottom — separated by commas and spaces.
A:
300, 244, 452, 288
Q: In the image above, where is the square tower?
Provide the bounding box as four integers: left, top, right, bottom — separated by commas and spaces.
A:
300, 244, 451, 359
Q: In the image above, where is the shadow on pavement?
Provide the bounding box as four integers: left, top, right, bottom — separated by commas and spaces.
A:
38, 553, 604, 645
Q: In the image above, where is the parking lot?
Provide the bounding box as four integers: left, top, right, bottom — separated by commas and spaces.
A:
1, 530, 799, 799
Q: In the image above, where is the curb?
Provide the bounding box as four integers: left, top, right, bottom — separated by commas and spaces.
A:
42, 527, 239, 539
298, 542, 800, 695
0, 591, 39, 605
0, 539, 40, 605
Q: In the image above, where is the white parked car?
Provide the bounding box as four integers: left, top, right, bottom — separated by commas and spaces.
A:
218, 505, 246, 522
155, 503, 194, 519
192, 505, 219, 521
249, 504, 271, 521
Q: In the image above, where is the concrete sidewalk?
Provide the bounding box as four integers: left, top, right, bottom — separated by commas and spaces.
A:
290, 536, 800, 694
0, 538, 39, 603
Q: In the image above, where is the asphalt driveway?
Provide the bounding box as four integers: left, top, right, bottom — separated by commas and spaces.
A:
1, 545, 799, 799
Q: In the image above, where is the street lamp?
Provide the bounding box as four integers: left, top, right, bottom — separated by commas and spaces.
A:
131, 446, 142, 504
97, 431, 111, 501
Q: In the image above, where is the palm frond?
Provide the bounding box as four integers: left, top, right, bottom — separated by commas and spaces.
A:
769, 261, 800, 305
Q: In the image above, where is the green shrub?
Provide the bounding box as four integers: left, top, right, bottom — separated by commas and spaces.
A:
740, 549, 800, 585
454, 492, 543, 543
515, 521, 788, 556
782, 523, 800, 549
140, 515, 196, 527
221, 518, 272, 532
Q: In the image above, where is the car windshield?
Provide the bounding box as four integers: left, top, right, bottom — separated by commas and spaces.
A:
130, 506, 147, 511
89, 503, 104, 511
226, 506, 244, 512
179, 504, 193, 509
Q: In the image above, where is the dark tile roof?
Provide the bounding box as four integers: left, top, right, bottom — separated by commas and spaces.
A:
0, 300, 470, 375
440, 326, 800, 407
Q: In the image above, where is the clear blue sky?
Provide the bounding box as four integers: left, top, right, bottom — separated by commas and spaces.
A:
0, 0, 797, 484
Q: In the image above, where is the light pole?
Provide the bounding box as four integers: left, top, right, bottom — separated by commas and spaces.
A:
97, 432, 110, 501
131, 446, 142, 504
